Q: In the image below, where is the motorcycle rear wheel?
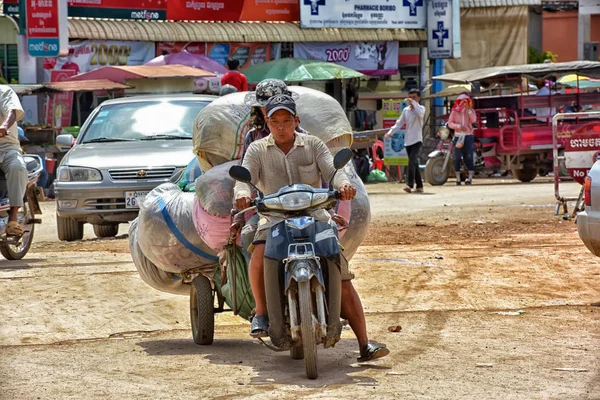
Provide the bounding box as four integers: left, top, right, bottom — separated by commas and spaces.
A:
298, 281, 318, 379
0, 204, 34, 260
290, 344, 304, 360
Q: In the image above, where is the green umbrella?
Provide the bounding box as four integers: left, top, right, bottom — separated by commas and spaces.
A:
243, 58, 365, 83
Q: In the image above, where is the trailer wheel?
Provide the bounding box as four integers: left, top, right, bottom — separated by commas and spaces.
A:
190, 275, 214, 345
512, 166, 538, 182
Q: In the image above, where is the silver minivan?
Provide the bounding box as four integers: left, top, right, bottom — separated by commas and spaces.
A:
55, 94, 215, 241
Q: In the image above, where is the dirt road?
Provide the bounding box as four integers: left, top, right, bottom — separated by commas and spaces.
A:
1, 178, 599, 399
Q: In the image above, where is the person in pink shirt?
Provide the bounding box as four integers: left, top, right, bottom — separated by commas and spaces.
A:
448, 93, 477, 185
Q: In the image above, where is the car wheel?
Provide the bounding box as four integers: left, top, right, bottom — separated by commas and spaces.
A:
57, 215, 84, 242
93, 224, 119, 238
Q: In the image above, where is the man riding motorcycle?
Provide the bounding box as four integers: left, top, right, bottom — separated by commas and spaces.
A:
234, 94, 389, 362
0, 85, 29, 236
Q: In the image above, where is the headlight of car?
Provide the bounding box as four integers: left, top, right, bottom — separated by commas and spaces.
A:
57, 166, 102, 182
280, 192, 312, 211
311, 192, 329, 206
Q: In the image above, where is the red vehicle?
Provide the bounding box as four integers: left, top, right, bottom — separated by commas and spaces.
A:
425, 61, 600, 185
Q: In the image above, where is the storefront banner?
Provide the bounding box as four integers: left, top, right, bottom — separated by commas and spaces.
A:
156, 42, 207, 56
240, 0, 300, 21
300, 0, 426, 29
427, 0, 461, 59
46, 69, 75, 128
67, 0, 166, 20
43, 40, 155, 79
167, 0, 244, 21
207, 43, 271, 68
382, 99, 408, 165
294, 42, 399, 76
2, 0, 19, 15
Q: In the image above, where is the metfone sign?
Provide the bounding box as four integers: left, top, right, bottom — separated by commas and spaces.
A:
2, 0, 19, 15
27, 0, 68, 58
67, 0, 166, 20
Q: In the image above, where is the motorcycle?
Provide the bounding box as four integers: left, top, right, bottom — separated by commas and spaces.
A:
225, 148, 354, 379
424, 125, 502, 185
0, 154, 44, 260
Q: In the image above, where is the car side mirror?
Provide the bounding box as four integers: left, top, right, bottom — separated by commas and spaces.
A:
56, 134, 75, 148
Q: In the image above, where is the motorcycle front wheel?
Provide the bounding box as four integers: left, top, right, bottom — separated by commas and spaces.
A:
0, 203, 34, 260
298, 280, 318, 379
424, 156, 451, 186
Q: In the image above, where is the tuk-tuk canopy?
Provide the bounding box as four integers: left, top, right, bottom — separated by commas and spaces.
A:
433, 61, 600, 86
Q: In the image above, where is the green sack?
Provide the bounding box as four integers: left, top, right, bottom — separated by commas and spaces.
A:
214, 244, 255, 320
367, 169, 388, 183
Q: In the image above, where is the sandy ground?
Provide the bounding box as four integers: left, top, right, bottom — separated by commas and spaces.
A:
1, 177, 599, 400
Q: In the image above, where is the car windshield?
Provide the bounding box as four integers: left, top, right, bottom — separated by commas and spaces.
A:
80, 100, 209, 144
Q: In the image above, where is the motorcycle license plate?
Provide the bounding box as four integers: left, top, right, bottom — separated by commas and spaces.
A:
124, 191, 149, 209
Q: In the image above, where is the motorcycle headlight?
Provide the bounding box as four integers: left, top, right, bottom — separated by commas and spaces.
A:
280, 192, 312, 211
311, 192, 329, 206
57, 166, 102, 182
263, 197, 283, 210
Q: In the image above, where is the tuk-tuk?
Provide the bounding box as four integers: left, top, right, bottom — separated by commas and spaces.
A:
426, 61, 600, 184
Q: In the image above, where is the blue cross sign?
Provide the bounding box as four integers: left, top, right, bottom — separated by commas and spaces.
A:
403, 0, 423, 17
304, 0, 326, 16
433, 21, 449, 48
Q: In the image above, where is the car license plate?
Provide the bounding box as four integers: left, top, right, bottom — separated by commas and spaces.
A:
125, 191, 149, 209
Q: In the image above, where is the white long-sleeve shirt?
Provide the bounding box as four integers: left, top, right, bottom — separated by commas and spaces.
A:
386, 103, 426, 147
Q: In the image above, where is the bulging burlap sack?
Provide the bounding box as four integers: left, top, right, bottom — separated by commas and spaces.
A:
137, 183, 218, 274
193, 86, 353, 172
128, 219, 190, 296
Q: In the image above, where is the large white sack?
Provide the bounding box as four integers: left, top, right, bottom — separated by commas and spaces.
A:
128, 219, 190, 296
194, 160, 238, 217
137, 183, 219, 274
193, 86, 353, 172
339, 163, 371, 260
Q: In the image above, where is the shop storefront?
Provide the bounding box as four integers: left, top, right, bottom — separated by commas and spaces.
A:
2, 0, 427, 127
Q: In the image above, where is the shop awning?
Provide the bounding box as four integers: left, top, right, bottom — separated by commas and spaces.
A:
67, 65, 215, 83
42, 79, 132, 92
68, 18, 426, 44
460, 0, 540, 6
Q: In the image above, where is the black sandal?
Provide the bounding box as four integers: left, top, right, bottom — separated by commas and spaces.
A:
250, 315, 269, 338
357, 343, 390, 362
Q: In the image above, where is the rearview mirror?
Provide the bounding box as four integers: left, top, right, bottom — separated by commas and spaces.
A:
333, 148, 354, 170
56, 134, 75, 148
229, 165, 252, 183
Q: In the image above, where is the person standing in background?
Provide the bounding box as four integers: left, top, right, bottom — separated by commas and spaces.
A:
384, 89, 426, 193
448, 93, 477, 185
221, 58, 248, 92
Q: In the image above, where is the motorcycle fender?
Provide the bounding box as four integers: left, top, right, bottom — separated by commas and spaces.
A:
285, 259, 325, 292
428, 150, 445, 158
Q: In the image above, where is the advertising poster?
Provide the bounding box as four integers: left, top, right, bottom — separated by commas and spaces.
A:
167, 0, 244, 21
156, 42, 207, 56
382, 99, 409, 166
240, 0, 299, 21
2, 0, 19, 15
300, 0, 426, 29
206, 43, 271, 68
43, 40, 155, 80
46, 69, 75, 128
294, 41, 399, 76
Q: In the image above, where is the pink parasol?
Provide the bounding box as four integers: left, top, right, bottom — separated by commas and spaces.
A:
145, 51, 228, 75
